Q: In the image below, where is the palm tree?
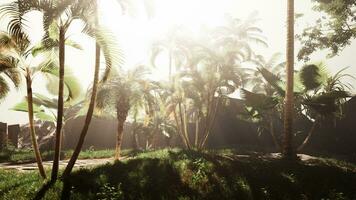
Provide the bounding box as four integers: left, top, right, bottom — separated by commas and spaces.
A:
0, 1, 79, 178
163, 45, 243, 149
213, 13, 268, 64
240, 88, 281, 150
63, 0, 123, 178
0, 31, 82, 179
19, 0, 120, 180
297, 64, 353, 151
283, 0, 296, 159
3, 0, 87, 181
95, 66, 156, 160
243, 61, 353, 153
150, 27, 191, 80
239, 53, 286, 150
155, 15, 266, 150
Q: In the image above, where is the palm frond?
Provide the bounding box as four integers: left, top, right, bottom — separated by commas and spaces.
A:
41, 63, 82, 102
240, 88, 278, 110
299, 63, 327, 91
3, 68, 21, 88
32, 93, 58, 109
0, 76, 10, 100
258, 67, 285, 96
11, 99, 43, 113
93, 26, 125, 82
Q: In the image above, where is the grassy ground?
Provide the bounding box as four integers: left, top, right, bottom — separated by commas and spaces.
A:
0, 149, 355, 200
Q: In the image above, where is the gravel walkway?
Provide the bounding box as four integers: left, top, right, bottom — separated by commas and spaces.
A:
0, 158, 114, 172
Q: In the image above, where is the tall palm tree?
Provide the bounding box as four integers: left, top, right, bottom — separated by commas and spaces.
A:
63, 0, 123, 178
30, 0, 119, 180
0, 30, 81, 179
150, 27, 191, 80
0, 1, 78, 178
95, 66, 156, 160
283, 0, 296, 159
5, 0, 85, 181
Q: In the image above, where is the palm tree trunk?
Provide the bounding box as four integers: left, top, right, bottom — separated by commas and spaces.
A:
132, 128, 140, 150
297, 119, 318, 152
269, 119, 281, 150
26, 74, 46, 179
63, 41, 101, 178
194, 112, 199, 147
115, 119, 125, 160
200, 90, 213, 148
173, 109, 190, 149
282, 0, 296, 159
200, 97, 220, 149
178, 102, 190, 147
115, 101, 129, 160
168, 50, 172, 80
52, 26, 65, 181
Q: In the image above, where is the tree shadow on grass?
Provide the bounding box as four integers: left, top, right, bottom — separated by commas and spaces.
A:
167, 150, 356, 200
64, 157, 198, 200
32, 180, 55, 200
32, 149, 356, 200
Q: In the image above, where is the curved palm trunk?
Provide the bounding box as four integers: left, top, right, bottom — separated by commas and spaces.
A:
178, 102, 191, 147
297, 120, 318, 152
200, 97, 220, 149
194, 113, 199, 147
173, 109, 190, 149
52, 26, 65, 181
26, 74, 46, 179
63, 44, 101, 178
168, 50, 172, 80
282, 0, 296, 159
115, 101, 130, 160
63, 1, 102, 178
132, 124, 140, 150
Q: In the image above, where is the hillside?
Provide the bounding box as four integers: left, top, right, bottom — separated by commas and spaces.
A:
1, 149, 355, 200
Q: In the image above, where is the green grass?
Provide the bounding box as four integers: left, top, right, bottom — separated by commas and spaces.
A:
0, 149, 355, 200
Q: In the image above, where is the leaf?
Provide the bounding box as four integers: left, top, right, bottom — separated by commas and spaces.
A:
0, 76, 10, 100
299, 63, 327, 91
11, 100, 43, 113
42, 65, 82, 103
258, 67, 285, 96
240, 88, 278, 110
93, 26, 125, 82
33, 93, 57, 109
35, 111, 56, 122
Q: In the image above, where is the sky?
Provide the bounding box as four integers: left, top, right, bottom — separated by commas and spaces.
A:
0, 0, 355, 124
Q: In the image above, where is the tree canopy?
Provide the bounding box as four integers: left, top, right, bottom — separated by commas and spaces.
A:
298, 0, 356, 61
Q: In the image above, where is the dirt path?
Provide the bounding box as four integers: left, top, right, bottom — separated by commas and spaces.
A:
0, 153, 319, 172
0, 158, 114, 172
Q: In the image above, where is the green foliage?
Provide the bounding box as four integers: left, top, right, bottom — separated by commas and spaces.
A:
96, 183, 124, 200
297, 0, 356, 60
190, 158, 211, 188
0, 54, 21, 101
299, 64, 327, 91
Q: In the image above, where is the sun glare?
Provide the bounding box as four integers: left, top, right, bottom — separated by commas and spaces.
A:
98, 0, 230, 78
151, 0, 229, 31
